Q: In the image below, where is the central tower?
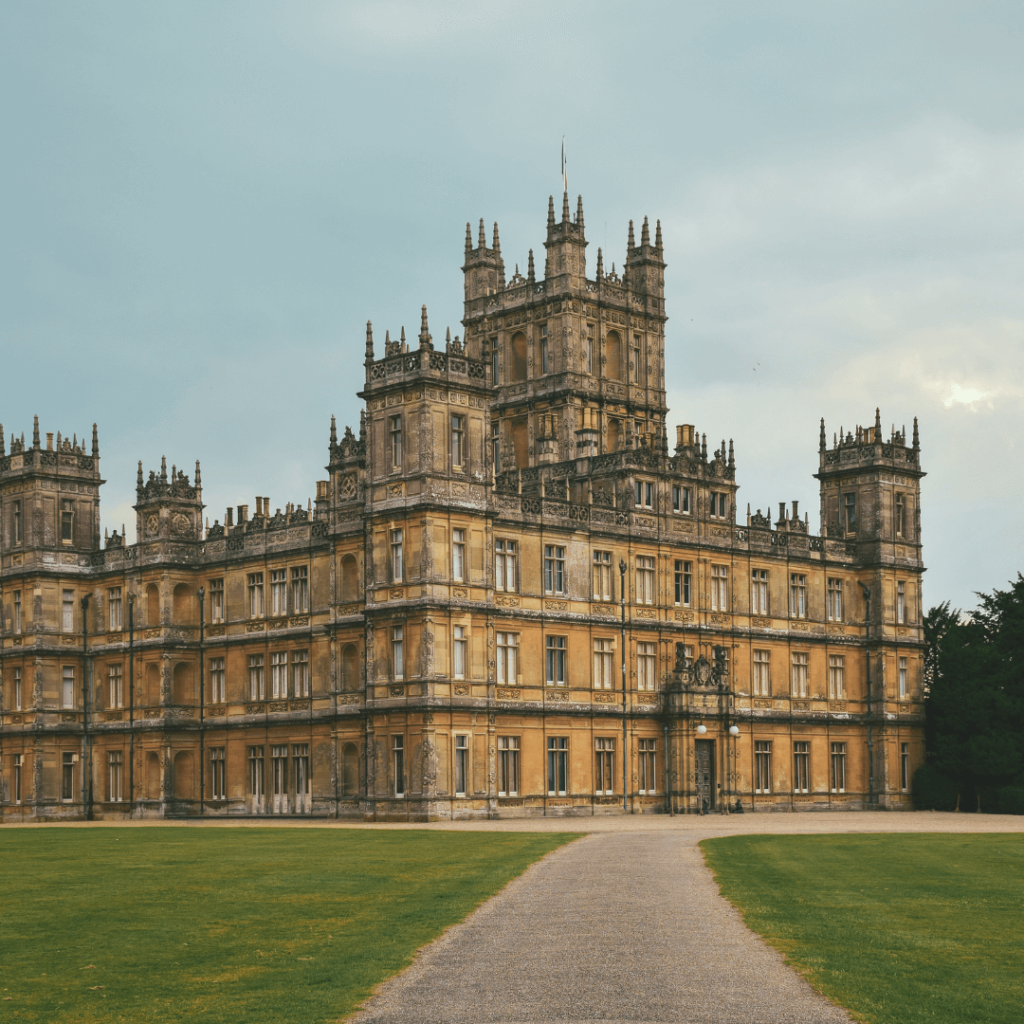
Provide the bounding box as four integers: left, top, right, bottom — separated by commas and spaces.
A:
461, 194, 668, 471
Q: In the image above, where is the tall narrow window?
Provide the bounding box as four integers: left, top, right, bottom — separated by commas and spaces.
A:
547, 736, 568, 795
595, 737, 615, 795
585, 324, 594, 374
389, 414, 403, 470
13, 500, 22, 544
633, 480, 654, 508
210, 657, 225, 703
895, 493, 906, 537
62, 666, 75, 709
270, 569, 287, 616
391, 625, 404, 679
901, 742, 910, 791
491, 422, 500, 470
752, 650, 771, 696
674, 560, 692, 607
495, 539, 517, 592
635, 555, 655, 605
545, 635, 567, 687
593, 638, 614, 690
898, 656, 908, 698
271, 651, 288, 698
14, 666, 22, 710
498, 736, 519, 796
293, 650, 309, 698
543, 545, 566, 595
828, 655, 845, 698
210, 747, 226, 800
62, 751, 75, 801
791, 652, 809, 697
637, 642, 657, 691
755, 741, 772, 793
248, 655, 265, 700
672, 485, 691, 514
490, 335, 499, 383
392, 736, 405, 797
108, 588, 123, 631
210, 578, 224, 623
451, 414, 465, 468
540, 323, 549, 373
827, 578, 843, 621
793, 742, 809, 793
592, 550, 612, 601
630, 335, 641, 383
452, 529, 466, 581
13, 590, 21, 633
711, 566, 729, 612
390, 529, 404, 582
789, 574, 807, 619
638, 738, 657, 794
897, 581, 907, 624
454, 735, 469, 797
62, 590, 75, 633
61, 500, 74, 543
844, 492, 857, 533
291, 566, 309, 614
248, 573, 264, 618
679, 644, 694, 669
108, 664, 123, 709
496, 632, 518, 684
453, 625, 467, 679
108, 751, 123, 802
830, 742, 847, 793
751, 570, 769, 615
270, 747, 288, 814
13, 753, 23, 804
293, 744, 310, 813
248, 746, 265, 806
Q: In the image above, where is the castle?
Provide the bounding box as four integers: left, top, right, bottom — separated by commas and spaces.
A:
0, 193, 926, 819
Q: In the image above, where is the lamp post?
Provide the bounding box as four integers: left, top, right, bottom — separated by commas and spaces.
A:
619, 557, 627, 814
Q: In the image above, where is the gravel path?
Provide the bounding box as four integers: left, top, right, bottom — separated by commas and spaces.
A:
352, 830, 853, 1024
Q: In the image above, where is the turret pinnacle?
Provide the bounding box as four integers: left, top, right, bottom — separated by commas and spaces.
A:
478, 218, 486, 248
641, 215, 650, 246
92, 423, 99, 457
32, 414, 40, 449
628, 220, 635, 249
819, 417, 826, 453
576, 194, 584, 227
527, 249, 535, 282
465, 221, 472, 253
912, 416, 920, 450
0, 424, 5, 456
874, 407, 882, 435
492, 222, 500, 255
365, 320, 374, 363
596, 247, 603, 280
330, 414, 337, 445
562, 191, 571, 223
195, 460, 202, 488
137, 460, 144, 489
547, 195, 555, 228
655, 219, 662, 248
419, 305, 432, 350
160, 455, 167, 482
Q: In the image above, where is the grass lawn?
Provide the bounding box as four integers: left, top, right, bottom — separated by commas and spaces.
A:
0, 827, 574, 1023
701, 833, 1024, 1024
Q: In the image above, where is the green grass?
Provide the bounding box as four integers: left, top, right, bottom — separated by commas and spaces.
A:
0, 827, 575, 1024
701, 833, 1024, 1024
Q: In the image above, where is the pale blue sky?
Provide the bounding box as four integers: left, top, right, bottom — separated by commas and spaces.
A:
2, 2, 1022, 612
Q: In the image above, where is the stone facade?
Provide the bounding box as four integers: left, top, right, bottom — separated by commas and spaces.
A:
0, 193, 926, 820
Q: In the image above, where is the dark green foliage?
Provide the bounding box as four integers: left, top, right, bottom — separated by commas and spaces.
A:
911, 763, 958, 811
923, 574, 1024, 811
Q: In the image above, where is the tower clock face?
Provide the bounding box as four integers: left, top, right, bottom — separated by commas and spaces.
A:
145, 514, 159, 536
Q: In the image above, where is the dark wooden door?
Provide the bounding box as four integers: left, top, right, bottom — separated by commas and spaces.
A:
695, 739, 715, 811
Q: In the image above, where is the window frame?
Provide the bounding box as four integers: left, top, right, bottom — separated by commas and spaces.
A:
828, 654, 845, 699
452, 528, 466, 582
450, 413, 465, 469
545, 634, 567, 687
672, 484, 691, 514
791, 651, 809, 698
108, 587, 123, 631
496, 631, 518, 685
593, 637, 614, 690
498, 736, 520, 796
635, 555, 655, 606
793, 741, 809, 793
827, 578, 843, 622
390, 529, 404, 582
495, 538, 517, 593
290, 566, 309, 614
592, 550, 612, 601
547, 736, 568, 796
452, 624, 467, 679
789, 573, 807, 619
710, 565, 729, 612
209, 578, 225, 623
454, 734, 469, 797
755, 740, 772, 794
751, 569, 769, 616
830, 741, 847, 793
637, 641, 657, 691
543, 544, 566, 595
595, 736, 615, 796
248, 573, 264, 618
638, 738, 657, 795
752, 649, 771, 696
389, 413, 403, 471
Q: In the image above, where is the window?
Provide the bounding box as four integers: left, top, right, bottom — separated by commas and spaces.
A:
451, 414, 465, 468
752, 650, 771, 696
498, 736, 519, 796
248, 573, 264, 618
751, 570, 769, 615
210, 579, 224, 623
454, 735, 469, 797
13, 500, 22, 544
293, 744, 310, 812
895, 493, 906, 537
630, 335, 641, 383
711, 565, 729, 612
491, 422, 500, 469
108, 588, 123, 631
830, 742, 846, 792
634, 480, 653, 508
789, 574, 807, 619
899, 656, 908, 699
108, 751, 123, 802
496, 632, 518, 684
248, 746, 265, 804
13, 753, 23, 804
210, 657, 225, 703
389, 414, 403, 470
495, 539, 517, 592
453, 625, 467, 679
61, 500, 74, 543
844, 492, 857, 533
827, 578, 843, 622
544, 545, 566, 595
547, 736, 568, 795
390, 529, 404, 582
585, 324, 595, 374
828, 655, 845, 699
639, 738, 657, 794
593, 638, 614, 690
62, 666, 75, 709
14, 667, 22, 710
393, 736, 405, 797
62, 590, 75, 633
270, 569, 287, 616
210, 747, 226, 800
540, 323, 549, 373
62, 751, 75, 801
674, 560, 692, 607
271, 651, 288, 698
791, 652, 809, 697
897, 581, 907, 624
545, 635, 566, 687
636, 555, 655, 605
490, 336, 499, 383
592, 550, 612, 601
293, 650, 309, 698
13, 590, 21, 633
595, 737, 615, 795
901, 742, 910, 791
391, 625, 404, 678
248, 655, 265, 700
679, 644, 694, 669
709, 492, 727, 518
271, 745, 289, 812
794, 742, 809, 793
291, 566, 309, 614
672, 485, 691, 514
452, 529, 466, 581
637, 642, 657, 691
755, 741, 772, 793
108, 664, 123, 709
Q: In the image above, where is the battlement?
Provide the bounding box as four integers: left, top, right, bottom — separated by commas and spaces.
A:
0, 417, 100, 476
817, 409, 922, 476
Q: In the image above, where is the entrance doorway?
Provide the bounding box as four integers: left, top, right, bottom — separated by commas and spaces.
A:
695, 739, 715, 812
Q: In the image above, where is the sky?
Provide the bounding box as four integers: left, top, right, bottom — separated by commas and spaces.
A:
1, 2, 1021, 613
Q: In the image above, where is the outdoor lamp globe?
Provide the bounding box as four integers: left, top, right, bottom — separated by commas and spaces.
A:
696, 724, 707, 735
729, 725, 740, 736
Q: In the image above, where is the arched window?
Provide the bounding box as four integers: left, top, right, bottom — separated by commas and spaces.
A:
145, 663, 161, 705
172, 751, 193, 800
341, 554, 359, 603
510, 332, 528, 381
342, 643, 360, 691
511, 419, 528, 469
342, 742, 359, 796
605, 330, 622, 381
145, 751, 161, 799
172, 662, 193, 704
172, 584, 192, 624
607, 419, 621, 453
146, 584, 160, 626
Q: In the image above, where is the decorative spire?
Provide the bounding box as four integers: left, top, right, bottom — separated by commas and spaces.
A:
875, 407, 882, 435
641, 215, 650, 246
912, 416, 920, 450
400, 325, 406, 348
137, 460, 144, 488
576, 194, 584, 227
547, 195, 555, 228
478, 218, 486, 248
701, 433, 707, 460
628, 220, 635, 249
330, 414, 337, 445
527, 249, 535, 282
160, 455, 167, 482
364, 320, 374, 363
445, 326, 452, 352
596, 247, 603, 280
195, 460, 202, 488
359, 409, 366, 442
819, 417, 826, 452
492, 222, 500, 255
655, 219, 662, 248
728, 439, 735, 469
0, 424, 4, 456
419, 305, 431, 350
562, 191, 570, 222
32, 414, 40, 448
92, 423, 99, 456
465, 221, 472, 253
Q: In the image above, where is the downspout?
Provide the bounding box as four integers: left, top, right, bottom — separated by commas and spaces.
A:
128, 593, 135, 817
198, 587, 205, 815
80, 594, 92, 820
859, 581, 874, 809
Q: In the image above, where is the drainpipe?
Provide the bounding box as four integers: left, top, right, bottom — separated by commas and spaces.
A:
128, 593, 135, 818
80, 594, 92, 820
859, 581, 874, 809
619, 558, 628, 814
663, 721, 672, 815
198, 587, 205, 815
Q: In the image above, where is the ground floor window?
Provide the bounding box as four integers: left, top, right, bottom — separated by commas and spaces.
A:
13, 753, 23, 804
248, 746, 265, 806
901, 742, 909, 791
62, 752, 75, 801
454, 735, 469, 797
393, 736, 405, 797
793, 741, 809, 793
830, 742, 847, 793
638, 738, 657, 794
547, 736, 568, 796
108, 750, 123, 802
210, 747, 226, 800
755, 741, 772, 793
595, 737, 615, 796
293, 744, 310, 812
498, 736, 519, 796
